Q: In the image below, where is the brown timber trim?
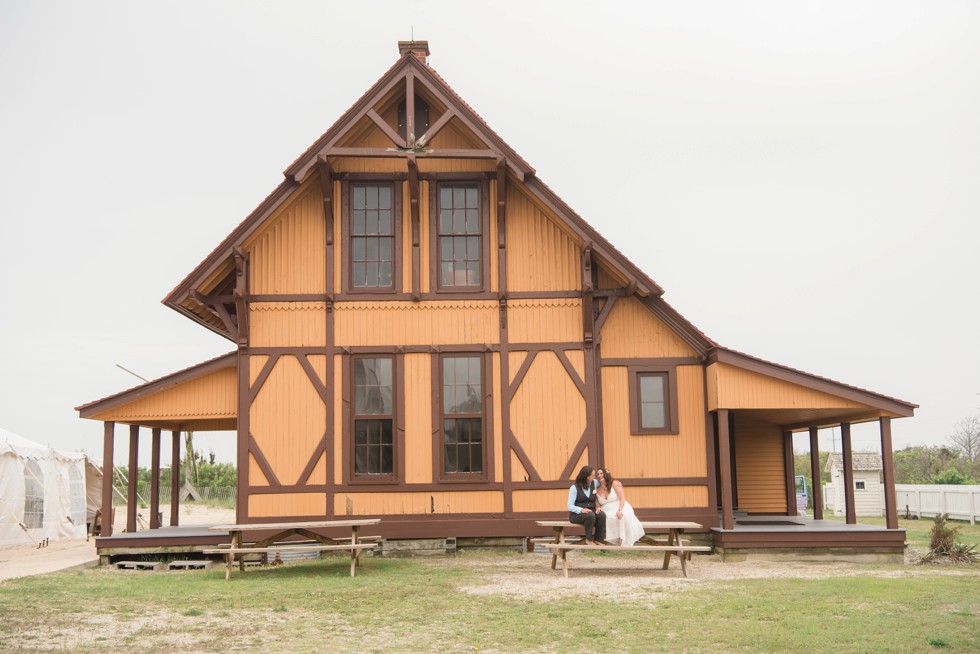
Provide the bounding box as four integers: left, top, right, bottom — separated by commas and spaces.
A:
495, 161, 507, 295
880, 417, 898, 529
508, 350, 538, 395
408, 157, 421, 299
841, 421, 856, 524
249, 433, 281, 486
273, 477, 710, 494
602, 357, 701, 367
170, 431, 180, 526
558, 431, 590, 481
554, 350, 586, 399
127, 425, 139, 533
418, 172, 496, 181
808, 426, 824, 520
296, 354, 329, 403
343, 353, 403, 486
150, 428, 161, 529
507, 290, 582, 299
717, 409, 734, 530
295, 431, 328, 486
594, 294, 617, 337
405, 70, 415, 144
326, 147, 503, 160
783, 429, 796, 516
366, 107, 407, 148
418, 106, 456, 145
101, 422, 115, 537
508, 430, 542, 482
247, 354, 280, 404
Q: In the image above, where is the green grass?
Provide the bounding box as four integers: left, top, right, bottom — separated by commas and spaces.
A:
821, 515, 980, 550
1, 552, 977, 653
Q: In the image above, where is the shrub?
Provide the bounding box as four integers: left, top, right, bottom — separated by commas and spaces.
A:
924, 514, 978, 563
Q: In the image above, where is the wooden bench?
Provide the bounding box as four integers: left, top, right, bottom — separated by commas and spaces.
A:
203, 543, 378, 579
544, 542, 712, 577
534, 520, 709, 577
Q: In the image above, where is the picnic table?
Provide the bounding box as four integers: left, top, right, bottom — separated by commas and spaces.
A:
205, 519, 381, 579
534, 520, 710, 577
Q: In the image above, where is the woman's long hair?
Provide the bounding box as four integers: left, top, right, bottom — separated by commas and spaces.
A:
574, 465, 595, 487
600, 468, 615, 492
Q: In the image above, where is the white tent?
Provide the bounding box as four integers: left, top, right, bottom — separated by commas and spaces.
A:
0, 427, 92, 546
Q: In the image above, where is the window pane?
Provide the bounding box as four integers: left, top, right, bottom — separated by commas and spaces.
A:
353, 263, 366, 287
466, 236, 480, 260
366, 186, 378, 210
467, 262, 481, 285
440, 187, 452, 208
355, 358, 392, 414
353, 211, 365, 235
439, 209, 452, 234
353, 186, 365, 210
465, 209, 478, 233
440, 261, 454, 286
641, 403, 665, 429
379, 237, 392, 261
465, 186, 477, 207
453, 186, 465, 207
352, 238, 365, 260
379, 261, 392, 287
378, 185, 391, 210
366, 238, 378, 261
640, 374, 664, 399
379, 211, 391, 235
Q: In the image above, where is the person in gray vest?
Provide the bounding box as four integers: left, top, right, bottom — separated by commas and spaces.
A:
566, 465, 606, 545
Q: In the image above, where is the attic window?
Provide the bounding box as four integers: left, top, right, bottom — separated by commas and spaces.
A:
397, 97, 429, 143
628, 365, 680, 435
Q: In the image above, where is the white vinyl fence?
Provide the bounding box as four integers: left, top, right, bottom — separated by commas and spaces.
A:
893, 484, 980, 524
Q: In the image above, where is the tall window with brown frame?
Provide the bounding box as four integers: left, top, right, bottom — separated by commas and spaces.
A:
352, 356, 395, 479
628, 365, 679, 435
439, 355, 486, 479
436, 182, 483, 289
348, 182, 398, 292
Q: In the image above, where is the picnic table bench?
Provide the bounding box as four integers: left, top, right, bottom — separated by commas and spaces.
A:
205, 519, 381, 579
534, 520, 711, 577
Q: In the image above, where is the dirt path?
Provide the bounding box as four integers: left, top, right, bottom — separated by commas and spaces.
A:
0, 503, 234, 583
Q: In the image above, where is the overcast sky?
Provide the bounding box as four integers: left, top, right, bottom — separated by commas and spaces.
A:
1, 1, 977, 466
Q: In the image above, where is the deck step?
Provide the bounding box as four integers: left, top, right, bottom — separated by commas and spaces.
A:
115, 560, 163, 571
168, 560, 212, 570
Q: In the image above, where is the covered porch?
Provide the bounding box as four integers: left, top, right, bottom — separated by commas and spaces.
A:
706, 348, 916, 562
75, 353, 239, 555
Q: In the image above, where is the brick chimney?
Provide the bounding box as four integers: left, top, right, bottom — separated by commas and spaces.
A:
398, 40, 430, 64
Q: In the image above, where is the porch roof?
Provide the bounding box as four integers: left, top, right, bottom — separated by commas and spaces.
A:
76, 352, 237, 431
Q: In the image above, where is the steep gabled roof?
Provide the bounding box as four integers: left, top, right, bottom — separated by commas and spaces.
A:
164, 47, 689, 340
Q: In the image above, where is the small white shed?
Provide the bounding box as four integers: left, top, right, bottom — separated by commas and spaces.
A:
825, 452, 883, 517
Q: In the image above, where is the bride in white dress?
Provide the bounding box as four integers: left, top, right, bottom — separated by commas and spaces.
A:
595, 468, 645, 546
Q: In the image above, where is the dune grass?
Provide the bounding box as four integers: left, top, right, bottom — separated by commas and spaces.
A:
1, 551, 977, 653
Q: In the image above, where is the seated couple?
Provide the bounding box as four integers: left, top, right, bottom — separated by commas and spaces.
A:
566, 465, 645, 546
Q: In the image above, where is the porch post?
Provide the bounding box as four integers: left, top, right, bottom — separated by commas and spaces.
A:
170, 431, 181, 526
150, 428, 161, 529
809, 426, 824, 520
127, 425, 139, 533
841, 422, 856, 524
880, 417, 899, 529
717, 409, 735, 530
783, 430, 797, 516
100, 422, 115, 537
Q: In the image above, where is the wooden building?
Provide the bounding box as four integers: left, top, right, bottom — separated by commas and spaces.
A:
77, 42, 916, 559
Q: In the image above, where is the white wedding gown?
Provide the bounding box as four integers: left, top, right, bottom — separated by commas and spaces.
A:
597, 488, 645, 546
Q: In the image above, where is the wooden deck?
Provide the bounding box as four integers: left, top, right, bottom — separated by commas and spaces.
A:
712, 517, 906, 562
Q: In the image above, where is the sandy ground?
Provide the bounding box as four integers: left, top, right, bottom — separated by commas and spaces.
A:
0, 503, 234, 583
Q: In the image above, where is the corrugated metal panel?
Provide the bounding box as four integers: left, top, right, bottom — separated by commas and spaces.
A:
334, 300, 498, 346
509, 351, 586, 480
249, 302, 327, 348
249, 492, 326, 518
506, 186, 580, 292
91, 367, 237, 422
713, 363, 870, 410
600, 297, 697, 359
335, 491, 504, 515
734, 415, 787, 513
601, 366, 707, 478
507, 299, 583, 344
250, 355, 326, 486
513, 489, 568, 512
404, 353, 433, 484
245, 179, 326, 295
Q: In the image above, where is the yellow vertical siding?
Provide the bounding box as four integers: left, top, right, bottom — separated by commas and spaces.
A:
509, 351, 586, 480
249, 493, 326, 518
249, 303, 326, 348
404, 353, 433, 484
600, 297, 697, 359
505, 186, 580, 292
249, 355, 326, 486
513, 489, 568, 512
507, 299, 583, 344
734, 415, 787, 513
596, 265, 624, 290
249, 453, 269, 486
91, 367, 237, 422
621, 486, 709, 509
601, 366, 707, 478
334, 301, 498, 346
245, 179, 326, 294
511, 451, 530, 482
335, 491, 504, 515
711, 363, 869, 410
